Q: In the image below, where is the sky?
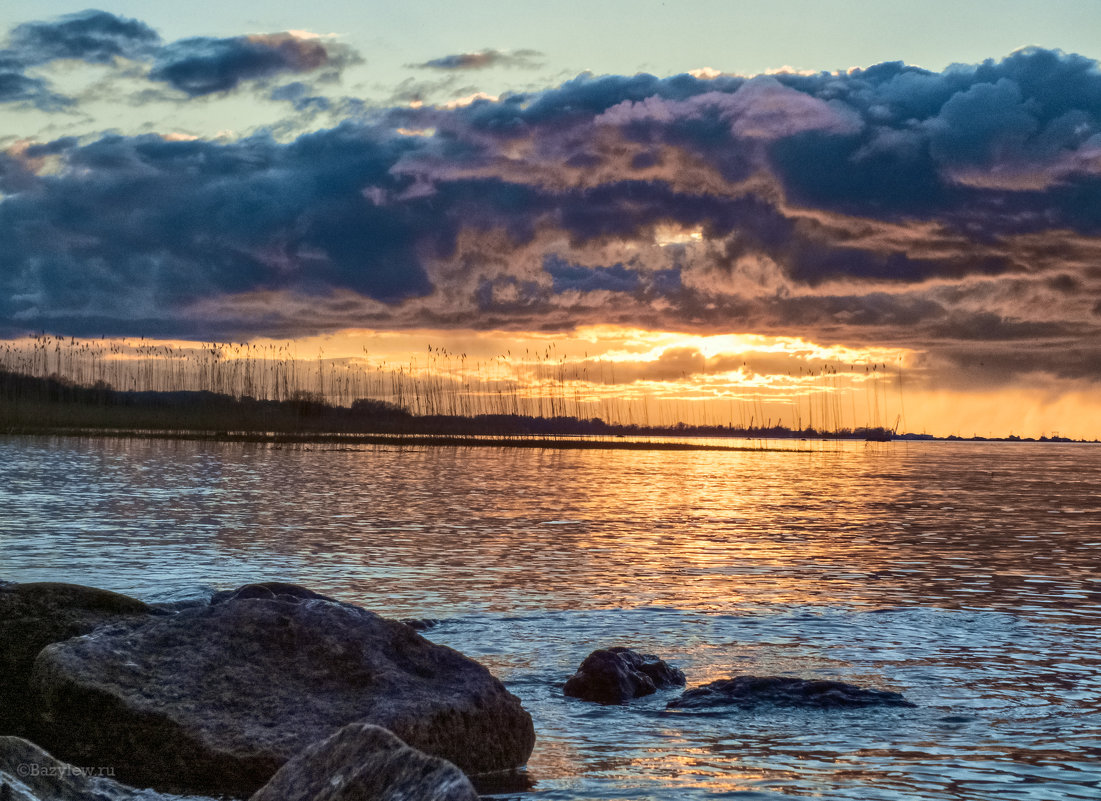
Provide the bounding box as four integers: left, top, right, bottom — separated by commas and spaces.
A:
2, 2, 1101, 438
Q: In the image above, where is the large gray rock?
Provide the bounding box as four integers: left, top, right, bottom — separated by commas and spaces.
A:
564, 647, 686, 704
0, 736, 214, 801
30, 592, 535, 797
0, 582, 157, 735
667, 675, 916, 710
249, 723, 477, 801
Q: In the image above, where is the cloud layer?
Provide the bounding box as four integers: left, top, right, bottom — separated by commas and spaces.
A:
0, 10, 355, 108
2, 11, 1100, 387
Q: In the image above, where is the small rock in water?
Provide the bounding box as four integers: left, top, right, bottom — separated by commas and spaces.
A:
209, 582, 335, 605
0, 736, 215, 801
249, 723, 478, 801
666, 675, 916, 710
564, 646, 686, 704
402, 618, 442, 632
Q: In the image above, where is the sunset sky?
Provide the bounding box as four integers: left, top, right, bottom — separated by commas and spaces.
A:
2, 2, 1101, 438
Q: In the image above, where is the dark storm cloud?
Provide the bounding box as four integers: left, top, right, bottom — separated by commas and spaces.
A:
767, 49, 1101, 218
3, 45, 1101, 381
0, 126, 439, 337
413, 49, 543, 71
0, 9, 159, 109
0, 10, 357, 108
149, 33, 355, 97
6, 9, 160, 66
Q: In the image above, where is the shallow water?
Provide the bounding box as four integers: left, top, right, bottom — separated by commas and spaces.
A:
3, 436, 1100, 799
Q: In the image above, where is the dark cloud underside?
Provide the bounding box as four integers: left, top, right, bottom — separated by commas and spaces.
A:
0, 10, 355, 108
8, 9, 161, 65
149, 34, 344, 96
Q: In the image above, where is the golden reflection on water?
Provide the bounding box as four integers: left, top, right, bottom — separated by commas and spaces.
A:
6, 437, 1099, 621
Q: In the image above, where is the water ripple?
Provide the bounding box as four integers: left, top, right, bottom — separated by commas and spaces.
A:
2, 436, 1100, 799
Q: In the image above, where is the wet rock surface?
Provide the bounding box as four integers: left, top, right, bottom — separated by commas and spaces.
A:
209, 582, 335, 605
0, 582, 157, 736
249, 723, 478, 801
666, 676, 916, 710
0, 736, 214, 801
564, 647, 686, 704
30, 587, 534, 797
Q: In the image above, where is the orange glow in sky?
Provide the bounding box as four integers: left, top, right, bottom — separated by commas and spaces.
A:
6, 327, 1099, 440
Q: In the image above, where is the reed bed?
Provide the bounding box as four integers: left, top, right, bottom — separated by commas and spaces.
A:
0, 334, 902, 437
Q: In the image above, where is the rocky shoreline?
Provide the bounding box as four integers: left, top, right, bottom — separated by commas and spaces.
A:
1, 581, 531, 800
1, 580, 916, 800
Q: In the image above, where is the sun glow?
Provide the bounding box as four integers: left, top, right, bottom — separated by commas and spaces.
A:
653, 225, 704, 247
572, 326, 901, 364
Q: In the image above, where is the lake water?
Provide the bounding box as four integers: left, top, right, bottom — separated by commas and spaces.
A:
3, 435, 1100, 800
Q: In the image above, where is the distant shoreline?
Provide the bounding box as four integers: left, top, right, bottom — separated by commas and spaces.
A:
0, 427, 781, 451
3, 427, 1098, 452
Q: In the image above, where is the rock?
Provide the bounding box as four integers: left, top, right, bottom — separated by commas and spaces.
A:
249, 723, 478, 801
30, 589, 535, 797
563, 647, 686, 704
0, 582, 157, 736
209, 582, 335, 605
0, 735, 214, 801
666, 675, 916, 710
149, 598, 210, 614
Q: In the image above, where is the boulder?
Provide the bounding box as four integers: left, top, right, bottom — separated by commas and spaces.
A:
564, 647, 686, 704
30, 590, 535, 797
0, 582, 157, 736
666, 675, 916, 710
249, 723, 477, 801
0, 735, 214, 801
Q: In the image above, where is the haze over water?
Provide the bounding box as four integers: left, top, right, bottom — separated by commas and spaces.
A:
4, 437, 1100, 799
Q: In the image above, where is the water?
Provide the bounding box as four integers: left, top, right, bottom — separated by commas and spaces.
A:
3, 435, 1100, 800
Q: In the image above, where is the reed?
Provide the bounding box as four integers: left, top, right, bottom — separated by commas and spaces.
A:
0, 334, 904, 439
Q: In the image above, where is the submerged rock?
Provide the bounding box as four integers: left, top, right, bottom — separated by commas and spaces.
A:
30, 589, 535, 796
209, 582, 335, 605
0, 582, 157, 736
0, 736, 213, 801
564, 647, 686, 704
401, 618, 442, 632
249, 723, 477, 801
666, 676, 916, 710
